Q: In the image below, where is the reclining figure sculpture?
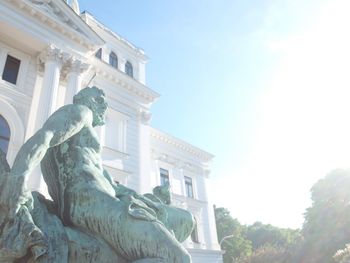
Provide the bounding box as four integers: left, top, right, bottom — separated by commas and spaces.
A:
0, 86, 195, 263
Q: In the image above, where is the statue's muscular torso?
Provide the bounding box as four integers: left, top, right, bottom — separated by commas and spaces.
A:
59, 126, 115, 196
41, 118, 116, 221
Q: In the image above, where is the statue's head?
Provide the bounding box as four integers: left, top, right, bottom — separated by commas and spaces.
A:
73, 86, 108, 127
153, 182, 171, 205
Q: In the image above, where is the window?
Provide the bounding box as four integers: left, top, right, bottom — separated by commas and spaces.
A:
95, 48, 102, 59
2, 55, 20, 85
160, 168, 169, 186
185, 176, 194, 198
109, 52, 118, 69
191, 218, 199, 243
0, 115, 10, 155
125, 61, 133, 77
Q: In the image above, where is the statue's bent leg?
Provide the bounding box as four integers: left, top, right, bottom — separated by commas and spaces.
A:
162, 205, 195, 242
66, 191, 191, 263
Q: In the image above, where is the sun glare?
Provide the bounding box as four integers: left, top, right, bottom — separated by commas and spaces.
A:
213, 0, 350, 228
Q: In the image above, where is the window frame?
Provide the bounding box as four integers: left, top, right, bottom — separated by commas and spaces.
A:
125, 61, 133, 77
109, 51, 118, 69
2, 55, 21, 85
0, 43, 29, 90
184, 176, 194, 198
160, 168, 170, 186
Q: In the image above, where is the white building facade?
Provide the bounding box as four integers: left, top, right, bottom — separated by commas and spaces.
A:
0, 1, 223, 262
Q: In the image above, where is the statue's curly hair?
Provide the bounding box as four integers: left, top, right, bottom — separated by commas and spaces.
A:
73, 86, 105, 105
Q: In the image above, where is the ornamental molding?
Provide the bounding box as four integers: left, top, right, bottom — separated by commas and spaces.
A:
63, 57, 90, 77
151, 149, 206, 176
37, 45, 89, 80
27, 0, 86, 36
92, 58, 159, 104
82, 12, 147, 61
0, 83, 32, 107
38, 45, 70, 65
150, 128, 214, 163
138, 109, 152, 125
172, 193, 208, 207
4, 0, 104, 51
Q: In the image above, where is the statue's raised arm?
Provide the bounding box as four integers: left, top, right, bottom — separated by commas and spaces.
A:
0, 87, 105, 217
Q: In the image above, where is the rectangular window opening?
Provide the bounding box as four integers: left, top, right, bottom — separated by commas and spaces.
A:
185, 176, 194, 198
2, 55, 21, 85
160, 168, 169, 186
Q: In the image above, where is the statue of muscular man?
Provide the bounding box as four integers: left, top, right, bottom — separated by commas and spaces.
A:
0, 87, 193, 263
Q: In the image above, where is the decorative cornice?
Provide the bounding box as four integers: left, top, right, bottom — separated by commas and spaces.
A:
27, 0, 86, 36
150, 128, 214, 163
4, 0, 104, 51
151, 149, 208, 176
92, 58, 159, 104
81, 12, 147, 61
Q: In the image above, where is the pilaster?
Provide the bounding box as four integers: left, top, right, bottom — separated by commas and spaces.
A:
119, 57, 126, 73
138, 109, 152, 193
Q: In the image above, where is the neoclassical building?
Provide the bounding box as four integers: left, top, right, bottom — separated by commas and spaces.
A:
0, 0, 223, 262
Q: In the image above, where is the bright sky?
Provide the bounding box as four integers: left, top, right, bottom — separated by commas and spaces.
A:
78, 0, 350, 229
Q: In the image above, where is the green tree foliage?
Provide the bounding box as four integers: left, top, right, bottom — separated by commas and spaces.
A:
299, 169, 350, 263
215, 207, 252, 262
236, 244, 293, 263
214, 207, 300, 263
247, 222, 301, 250
216, 169, 350, 263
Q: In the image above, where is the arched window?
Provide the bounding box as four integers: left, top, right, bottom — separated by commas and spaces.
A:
95, 48, 102, 59
125, 61, 133, 77
0, 115, 10, 155
109, 52, 118, 69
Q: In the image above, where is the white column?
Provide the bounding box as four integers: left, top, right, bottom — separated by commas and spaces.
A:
65, 59, 89, 104
37, 45, 69, 127
28, 45, 69, 194
201, 170, 221, 250
138, 109, 152, 194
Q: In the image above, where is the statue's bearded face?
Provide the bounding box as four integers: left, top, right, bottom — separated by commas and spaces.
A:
88, 94, 108, 127
73, 87, 108, 126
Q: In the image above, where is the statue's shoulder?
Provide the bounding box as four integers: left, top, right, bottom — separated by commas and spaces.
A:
47, 104, 93, 125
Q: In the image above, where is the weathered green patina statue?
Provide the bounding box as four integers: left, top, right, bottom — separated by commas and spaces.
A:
0, 87, 195, 263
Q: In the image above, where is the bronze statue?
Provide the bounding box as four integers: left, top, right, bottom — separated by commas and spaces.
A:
0, 87, 194, 263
